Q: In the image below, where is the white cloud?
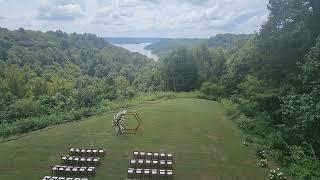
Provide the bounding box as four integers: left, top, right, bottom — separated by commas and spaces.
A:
0, 0, 269, 37
37, 1, 85, 21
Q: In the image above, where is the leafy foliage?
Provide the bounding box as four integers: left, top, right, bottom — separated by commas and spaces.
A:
194, 0, 320, 178
0, 28, 160, 136
160, 48, 198, 91
207, 33, 254, 52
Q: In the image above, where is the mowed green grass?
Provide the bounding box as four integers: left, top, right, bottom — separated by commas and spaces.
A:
0, 98, 267, 180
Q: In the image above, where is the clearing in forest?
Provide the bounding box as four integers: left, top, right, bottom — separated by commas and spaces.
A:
0, 98, 267, 180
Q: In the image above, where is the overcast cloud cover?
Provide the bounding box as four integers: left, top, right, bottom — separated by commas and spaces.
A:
0, 0, 269, 38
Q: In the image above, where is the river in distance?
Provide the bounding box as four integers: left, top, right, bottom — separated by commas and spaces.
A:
113, 43, 159, 61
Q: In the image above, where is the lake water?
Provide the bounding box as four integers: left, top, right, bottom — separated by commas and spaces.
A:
113, 43, 159, 60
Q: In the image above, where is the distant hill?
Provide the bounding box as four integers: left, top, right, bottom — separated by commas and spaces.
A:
104, 37, 206, 57
103, 34, 253, 57
0, 28, 152, 71
207, 33, 255, 51
142, 34, 254, 56
144, 38, 205, 56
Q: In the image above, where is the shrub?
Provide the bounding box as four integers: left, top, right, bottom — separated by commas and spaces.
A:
235, 97, 258, 117
200, 82, 226, 100
124, 87, 136, 99
14, 98, 41, 118
221, 99, 241, 118
237, 115, 255, 130
0, 125, 18, 139
288, 146, 320, 179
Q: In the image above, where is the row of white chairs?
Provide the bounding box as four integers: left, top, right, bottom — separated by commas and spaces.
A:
127, 168, 173, 179
133, 151, 173, 160
42, 176, 88, 180
69, 148, 105, 157
52, 165, 96, 176
129, 159, 173, 169
61, 155, 100, 166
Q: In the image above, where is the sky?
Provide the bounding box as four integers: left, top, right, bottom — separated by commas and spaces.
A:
0, 0, 269, 38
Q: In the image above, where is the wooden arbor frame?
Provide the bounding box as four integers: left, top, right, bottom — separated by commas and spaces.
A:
123, 112, 142, 134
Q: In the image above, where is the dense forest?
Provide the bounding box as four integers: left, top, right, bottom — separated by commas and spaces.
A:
0, 0, 319, 179
207, 34, 254, 51
0, 28, 162, 138
159, 0, 320, 178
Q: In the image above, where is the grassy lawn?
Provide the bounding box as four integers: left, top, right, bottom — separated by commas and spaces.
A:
0, 98, 268, 180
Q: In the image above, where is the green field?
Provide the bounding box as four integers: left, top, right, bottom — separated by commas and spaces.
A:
0, 98, 268, 180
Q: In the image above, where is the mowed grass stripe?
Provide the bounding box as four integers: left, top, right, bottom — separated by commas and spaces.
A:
0, 98, 267, 180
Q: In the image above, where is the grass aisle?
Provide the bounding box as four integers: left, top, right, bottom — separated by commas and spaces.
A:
0, 98, 267, 180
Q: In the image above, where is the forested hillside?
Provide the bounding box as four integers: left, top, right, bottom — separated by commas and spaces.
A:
142, 35, 252, 57
0, 28, 161, 137
158, 0, 320, 178
207, 34, 254, 51
144, 38, 204, 56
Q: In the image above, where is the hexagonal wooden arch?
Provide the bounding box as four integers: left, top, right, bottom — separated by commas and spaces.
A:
123, 112, 142, 134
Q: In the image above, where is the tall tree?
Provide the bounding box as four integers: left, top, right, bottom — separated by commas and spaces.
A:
256, 0, 320, 84
161, 48, 198, 91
